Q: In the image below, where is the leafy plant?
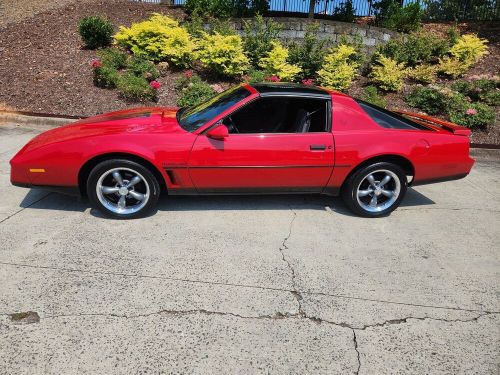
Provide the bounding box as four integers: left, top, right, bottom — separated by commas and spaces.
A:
317, 44, 359, 91
96, 48, 128, 69
175, 73, 215, 107
377, 31, 449, 67
406, 86, 449, 115
78, 16, 114, 49
93, 65, 119, 89
243, 14, 282, 67
448, 99, 495, 129
409, 64, 438, 84
362, 86, 387, 108
117, 73, 157, 102
243, 69, 267, 84
185, 0, 268, 18
449, 34, 488, 65
288, 22, 329, 81
127, 56, 160, 81
371, 0, 423, 33
452, 79, 500, 106
259, 41, 301, 81
114, 14, 195, 67
437, 56, 468, 79
369, 54, 408, 91
196, 32, 249, 77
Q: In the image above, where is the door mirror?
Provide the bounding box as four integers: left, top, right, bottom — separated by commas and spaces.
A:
206, 123, 229, 140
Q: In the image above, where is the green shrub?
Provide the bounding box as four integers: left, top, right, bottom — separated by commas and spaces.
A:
452, 79, 500, 106
362, 86, 387, 108
369, 54, 408, 91
409, 64, 438, 84
97, 48, 128, 69
127, 56, 160, 81
243, 14, 282, 67
332, 0, 356, 22
377, 31, 449, 67
448, 99, 495, 129
114, 14, 195, 67
78, 16, 114, 49
379, 2, 423, 33
259, 41, 301, 81
116, 73, 156, 102
93, 65, 119, 89
244, 69, 267, 84
196, 32, 249, 77
175, 73, 215, 107
288, 22, 329, 81
406, 86, 449, 115
317, 44, 359, 91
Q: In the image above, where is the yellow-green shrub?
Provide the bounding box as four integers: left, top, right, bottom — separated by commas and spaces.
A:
317, 44, 359, 91
114, 13, 194, 67
195, 32, 249, 77
370, 54, 408, 91
438, 56, 469, 79
449, 34, 488, 65
409, 64, 437, 84
258, 41, 301, 81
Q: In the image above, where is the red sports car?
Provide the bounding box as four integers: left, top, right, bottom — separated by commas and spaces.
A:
10, 83, 474, 218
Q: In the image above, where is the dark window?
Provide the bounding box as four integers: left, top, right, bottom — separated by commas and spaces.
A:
356, 100, 428, 130
178, 86, 250, 132
222, 97, 329, 134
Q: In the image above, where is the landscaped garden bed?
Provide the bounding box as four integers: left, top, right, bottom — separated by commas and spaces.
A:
0, 0, 498, 144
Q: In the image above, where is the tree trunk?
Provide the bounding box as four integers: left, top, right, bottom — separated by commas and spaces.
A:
308, 0, 315, 18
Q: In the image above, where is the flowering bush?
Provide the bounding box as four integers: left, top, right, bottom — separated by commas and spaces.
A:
150, 80, 161, 90
195, 32, 249, 77
317, 44, 359, 91
97, 48, 128, 69
448, 100, 495, 129
91, 59, 102, 69
258, 41, 301, 81
370, 54, 408, 91
114, 14, 195, 67
302, 78, 314, 85
93, 65, 119, 89
117, 73, 157, 102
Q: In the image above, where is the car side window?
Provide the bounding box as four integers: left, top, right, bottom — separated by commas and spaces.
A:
223, 97, 329, 134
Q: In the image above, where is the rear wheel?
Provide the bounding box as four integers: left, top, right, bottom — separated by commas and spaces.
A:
87, 159, 160, 219
341, 162, 407, 217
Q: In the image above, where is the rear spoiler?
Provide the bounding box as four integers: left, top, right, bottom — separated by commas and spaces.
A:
394, 111, 471, 136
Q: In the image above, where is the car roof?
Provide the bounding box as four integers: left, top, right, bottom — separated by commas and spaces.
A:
250, 83, 332, 99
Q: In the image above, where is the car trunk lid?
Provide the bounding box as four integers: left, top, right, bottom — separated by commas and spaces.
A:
394, 111, 472, 136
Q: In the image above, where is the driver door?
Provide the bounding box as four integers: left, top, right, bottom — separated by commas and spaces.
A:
187, 96, 334, 193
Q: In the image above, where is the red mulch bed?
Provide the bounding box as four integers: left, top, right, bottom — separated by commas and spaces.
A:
0, 4, 498, 144
0, 0, 185, 117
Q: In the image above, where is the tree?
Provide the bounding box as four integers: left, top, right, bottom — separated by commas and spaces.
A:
308, 0, 315, 18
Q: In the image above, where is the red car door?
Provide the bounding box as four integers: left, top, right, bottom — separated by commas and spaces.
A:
188, 132, 334, 193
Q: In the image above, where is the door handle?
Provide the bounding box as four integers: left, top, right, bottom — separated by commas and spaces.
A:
310, 144, 326, 151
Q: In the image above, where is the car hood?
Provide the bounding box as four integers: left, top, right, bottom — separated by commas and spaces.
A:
23, 107, 184, 152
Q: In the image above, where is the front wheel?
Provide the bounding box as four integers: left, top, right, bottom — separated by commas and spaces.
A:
341, 162, 407, 217
87, 159, 160, 219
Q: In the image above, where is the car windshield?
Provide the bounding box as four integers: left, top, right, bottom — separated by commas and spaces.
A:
177, 86, 251, 132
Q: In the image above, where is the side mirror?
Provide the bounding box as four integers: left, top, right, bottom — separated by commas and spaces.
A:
206, 123, 229, 140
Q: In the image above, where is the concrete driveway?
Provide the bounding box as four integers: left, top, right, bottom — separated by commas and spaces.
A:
0, 122, 499, 374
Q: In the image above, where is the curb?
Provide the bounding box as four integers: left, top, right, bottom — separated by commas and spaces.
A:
1, 110, 499, 150
0, 110, 80, 127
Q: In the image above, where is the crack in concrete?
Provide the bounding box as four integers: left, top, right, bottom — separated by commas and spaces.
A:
352, 329, 361, 375
0, 193, 51, 224
1, 260, 498, 315
278, 209, 304, 317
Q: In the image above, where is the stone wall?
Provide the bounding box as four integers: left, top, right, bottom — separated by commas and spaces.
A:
231, 17, 399, 52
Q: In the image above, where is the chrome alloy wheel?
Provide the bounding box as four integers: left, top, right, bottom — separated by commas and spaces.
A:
96, 167, 150, 215
356, 169, 401, 213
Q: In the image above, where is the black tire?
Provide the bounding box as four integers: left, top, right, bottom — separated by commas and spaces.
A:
87, 159, 160, 219
341, 162, 407, 218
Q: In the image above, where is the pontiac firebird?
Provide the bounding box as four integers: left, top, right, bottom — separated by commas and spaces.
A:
10, 83, 474, 218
